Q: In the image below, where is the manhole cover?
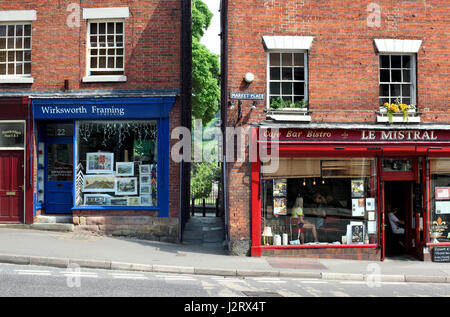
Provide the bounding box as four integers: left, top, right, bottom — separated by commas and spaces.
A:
242, 291, 282, 297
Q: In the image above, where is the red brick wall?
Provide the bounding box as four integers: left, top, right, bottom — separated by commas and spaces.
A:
0, 0, 181, 91
224, 0, 449, 251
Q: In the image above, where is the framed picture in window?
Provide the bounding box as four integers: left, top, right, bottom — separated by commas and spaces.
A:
84, 194, 111, 206
116, 162, 134, 176
140, 184, 151, 195
110, 197, 128, 206
86, 152, 114, 174
127, 196, 141, 206
140, 195, 152, 206
115, 177, 138, 195
82, 175, 116, 192
140, 174, 151, 185
139, 164, 151, 174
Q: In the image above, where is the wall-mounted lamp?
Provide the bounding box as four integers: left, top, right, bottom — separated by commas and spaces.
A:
251, 101, 258, 110
244, 72, 255, 84
228, 100, 235, 109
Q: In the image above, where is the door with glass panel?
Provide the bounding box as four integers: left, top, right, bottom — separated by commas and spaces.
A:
45, 124, 73, 214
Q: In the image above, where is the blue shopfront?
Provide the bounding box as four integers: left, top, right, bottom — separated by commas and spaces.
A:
32, 97, 175, 218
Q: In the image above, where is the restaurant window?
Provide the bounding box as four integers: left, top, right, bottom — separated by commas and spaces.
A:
429, 159, 450, 243
261, 158, 378, 246
75, 121, 157, 207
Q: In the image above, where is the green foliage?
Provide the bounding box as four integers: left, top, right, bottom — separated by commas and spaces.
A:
192, 0, 220, 125
270, 97, 308, 109
191, 162, 220, 199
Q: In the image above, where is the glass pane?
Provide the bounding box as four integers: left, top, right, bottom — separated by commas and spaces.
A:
99, 57, 106, 68
116, 36, 123, 47
7, 25, 14, 37
282, 53, 292, 66
108, 49, 115, 56
380, 55, 390, 68
379, 97, 389, 106
270, 67, 280, 80
380, 69, 390, 82
16, 51, 23, 62
15, 25, 23, 36
391, 84, 401, 97
7, 63, 14, 75
402, 98, 411, 105
0, 64, 5, 75
0, 52, 5, 62
24, 62, 30, 74
90, 23, 97, 35
380, 84, 389, 97
90, 57, 97, 68
294, 68, 305, 81
281, 68, 292, 80
116, 48, 124, 56
0, 25, 6, 36
270, 53, 280, 66
391, 70, 402, 82
107, 57, 114, 68
15, 63, 22, 75
24, 51, 31, 62
99, 36, 106, 47
116, 57, 123, 68
0, 38, 5, 49
99, 23, 106, 34
402, 56, 411, 68
270, 82, 280, 95
24, 38, 30, 49
403, 70, 411, 83
391, 55, 402, 68
107, 23, 114, 34
116, 23, 123, 34
282, 82, 292, 95
293, 82, 304, 95
24, 25, 31, 36
15, 38, 23, 49
294, 53, 304, 66
382, 159, 413, 172
107, 35, 114, 47
0, 122, 25, 148
90, 36, 97, 47
47, 143, 73, 181
7, 51, 14, 62
46, 124, 74, 137
99, 49, 106, 56
402, 84, 411, 97
7, 38, 14, 49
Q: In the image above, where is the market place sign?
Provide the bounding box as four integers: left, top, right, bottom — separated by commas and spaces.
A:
263, 129, 449, 142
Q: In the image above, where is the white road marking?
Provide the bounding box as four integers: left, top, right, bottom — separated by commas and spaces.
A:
15, 270, 52, 276
110, 273, 148, 280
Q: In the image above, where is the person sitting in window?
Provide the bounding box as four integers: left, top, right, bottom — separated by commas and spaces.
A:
311, 193, 327, 229
293, 194, 319, 243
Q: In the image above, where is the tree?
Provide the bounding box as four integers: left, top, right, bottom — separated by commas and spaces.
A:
192, 0, 220, 125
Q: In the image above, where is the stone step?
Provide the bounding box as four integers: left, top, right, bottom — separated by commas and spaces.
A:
34, 216, 73, 224
30, 223, 74, 232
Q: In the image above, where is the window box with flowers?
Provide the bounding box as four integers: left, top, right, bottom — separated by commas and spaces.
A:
377, 99, 420, 124
266, 97, 311, 122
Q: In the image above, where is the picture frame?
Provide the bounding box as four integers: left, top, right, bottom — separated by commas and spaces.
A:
140, 184, 151, 195
82, 174, 116, 192
140, 174, 151, 185
84, 194, 111, 206
115, 177, 138, 196
140, 195, 152, 206
346, 221, 365, 244
110, 197, 128, 206
139, 164, 151, 175
116, 162, 134, 176
86, 152, 114, 174
351, 179, 365, 198
127, 196, 141, 206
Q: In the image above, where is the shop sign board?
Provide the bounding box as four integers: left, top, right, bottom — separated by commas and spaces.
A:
432, 246, 450, 262
0, 122, 25, 148
230, 92, 265, 100
262, 128, 450, 143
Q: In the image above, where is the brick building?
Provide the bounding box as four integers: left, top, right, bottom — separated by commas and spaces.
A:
221, 0, 450, 260
0, 0, 192, 242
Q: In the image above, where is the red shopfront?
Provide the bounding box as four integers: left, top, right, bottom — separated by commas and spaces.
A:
251, 126, 450, 261
0, 97, 34, 224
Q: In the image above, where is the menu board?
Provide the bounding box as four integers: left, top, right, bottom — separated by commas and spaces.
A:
432, 246, 450, 262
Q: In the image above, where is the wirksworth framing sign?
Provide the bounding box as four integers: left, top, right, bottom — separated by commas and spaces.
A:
263, 128, 450, 143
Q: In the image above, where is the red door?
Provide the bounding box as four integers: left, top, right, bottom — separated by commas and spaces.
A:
0, 151, 24, 223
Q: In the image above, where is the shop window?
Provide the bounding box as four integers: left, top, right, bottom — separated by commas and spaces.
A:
379, 54, 416, 106
75, 121, 157, 207
261, 158, 378, 246
0, 23, 32, 79
429, 159, 450, 243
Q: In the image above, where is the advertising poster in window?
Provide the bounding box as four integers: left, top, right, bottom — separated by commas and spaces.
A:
273, 179, 287, 215
351, 180, 364, 198
352, 198, 365, 217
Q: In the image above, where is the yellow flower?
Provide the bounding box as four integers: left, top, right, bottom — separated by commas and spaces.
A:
389, 104, 399, 112
383, 102, 390, 108
400, 104, 410, 111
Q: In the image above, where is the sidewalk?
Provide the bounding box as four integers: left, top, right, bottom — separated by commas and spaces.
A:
0, 225, 449, 283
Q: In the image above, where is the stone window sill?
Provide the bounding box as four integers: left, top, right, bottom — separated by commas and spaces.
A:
0, 76, 34, 84
82, 75, 127, 83
266, 108, 311, 122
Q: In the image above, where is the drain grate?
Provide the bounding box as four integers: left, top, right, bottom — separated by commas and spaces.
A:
242, 291, 283, 297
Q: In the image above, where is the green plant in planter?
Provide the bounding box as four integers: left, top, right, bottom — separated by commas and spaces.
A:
270, 97, 308, 110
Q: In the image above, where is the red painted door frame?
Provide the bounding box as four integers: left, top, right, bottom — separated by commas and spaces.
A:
0, 150, 24, 223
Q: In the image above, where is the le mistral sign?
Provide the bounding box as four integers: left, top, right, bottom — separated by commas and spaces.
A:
263, 128, 450, 143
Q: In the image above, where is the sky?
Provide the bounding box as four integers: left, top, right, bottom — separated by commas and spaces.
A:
199, 0, 221, 56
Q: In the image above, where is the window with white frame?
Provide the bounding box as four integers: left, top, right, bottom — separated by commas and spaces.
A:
268, 52, 307, 107
0, 23, 31, 77
379, 54, 416, 106
87, 20, 124, 76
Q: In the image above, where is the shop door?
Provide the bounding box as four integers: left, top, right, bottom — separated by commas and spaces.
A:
0, 151, 24, 222
45, 138, 73, 214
